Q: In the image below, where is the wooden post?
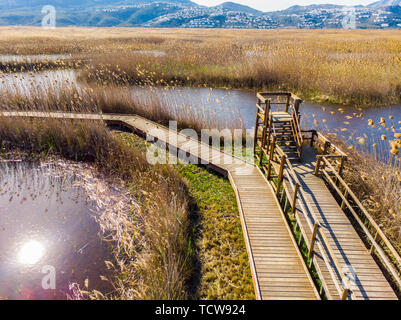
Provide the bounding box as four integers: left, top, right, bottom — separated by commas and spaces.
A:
285, 95, 290, 113
323, 141, 330, 155
370, 231, 380, 255
292, 183, 300, 213
314, 156, 322, 176
254, 99, 260, 154
267, 138, 275, 180
266, 114, 273, 153
294, 98, 301, 116
259, 102, 270, 167
340, 189, 349, 210
260, 103, 269, 148
276, 155, 286, 196
339, 156, 345, 178
267, 162, 272, 180
341, 288, 350, 301
308, 222, 319, 260
310, 131, 316, 147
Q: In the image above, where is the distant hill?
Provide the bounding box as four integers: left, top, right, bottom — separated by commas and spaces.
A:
0, 0, 195, 9
368, 0, 401, 7
215, 2, 261, 14
0, 0, 400, 29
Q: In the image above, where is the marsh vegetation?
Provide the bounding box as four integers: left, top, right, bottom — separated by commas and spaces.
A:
0, 26, 400, 300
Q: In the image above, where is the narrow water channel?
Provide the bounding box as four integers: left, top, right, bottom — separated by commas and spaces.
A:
1, 69, 400, 156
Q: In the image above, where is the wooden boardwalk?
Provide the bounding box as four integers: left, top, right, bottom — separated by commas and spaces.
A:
279, 147, 398, 300
0, 111, 320, 300
2, 104, 399, 300
254, 92, 400, 300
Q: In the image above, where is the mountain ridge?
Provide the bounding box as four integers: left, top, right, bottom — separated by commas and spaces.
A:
0, 1, 400, 29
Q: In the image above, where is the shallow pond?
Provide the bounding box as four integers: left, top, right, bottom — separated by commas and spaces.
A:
0, 161, 114, 300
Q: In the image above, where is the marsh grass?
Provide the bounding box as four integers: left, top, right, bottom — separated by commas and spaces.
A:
3, 28, 401, 105
0, 106, 194, 300
75, 30, 401, 106
116, 131, 255, 299
0, 59, 81, 73
0, 81, 243, 134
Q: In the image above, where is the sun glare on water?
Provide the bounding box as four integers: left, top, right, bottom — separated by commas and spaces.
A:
18, 240, 45, 265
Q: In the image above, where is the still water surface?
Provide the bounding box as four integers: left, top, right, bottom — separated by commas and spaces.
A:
0, 161, 113, 300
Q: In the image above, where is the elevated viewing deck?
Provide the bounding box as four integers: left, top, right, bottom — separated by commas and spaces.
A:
255, 92, 400, 300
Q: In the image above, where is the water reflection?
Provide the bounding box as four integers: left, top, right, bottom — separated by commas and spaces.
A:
0, 69, 77, 95
18, 240, 45, 265
0, 161, 113, 300
0, 55, 71, 63
129, 85, 400, 154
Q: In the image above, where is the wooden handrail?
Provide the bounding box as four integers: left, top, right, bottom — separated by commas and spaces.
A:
257, 92, 291, 102
291, 110, 304, 152
303, 130, 348, 159
315, 132, 347, 158
317, 156, 401, 289
271, 142, 356, 299
306, 128, 401, 294
255, 93, 398, 298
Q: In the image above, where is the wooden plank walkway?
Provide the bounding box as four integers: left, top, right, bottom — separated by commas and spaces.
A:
0, 111, 320, 300
280, 146, 398, 300
255, 90, 399, 300
299, 148, 398, 299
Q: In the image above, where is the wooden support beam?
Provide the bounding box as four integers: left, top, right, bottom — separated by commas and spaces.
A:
292, 183, 300, 213
276, 155, 286, 196
308, 222, 319, 260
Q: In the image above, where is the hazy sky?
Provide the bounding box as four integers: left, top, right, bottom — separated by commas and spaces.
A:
193, 0, 375, 12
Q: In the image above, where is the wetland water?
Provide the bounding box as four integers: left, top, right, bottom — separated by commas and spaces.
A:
2, 69, 400, 154
0, 161, 113, 300
0, 55, 71, 63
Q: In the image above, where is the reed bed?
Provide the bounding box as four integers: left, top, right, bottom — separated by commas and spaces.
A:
76, 30, 401, 106
0, 58, 82, 73
0, 96, 194, 300
0, 81, 243, 133
0, 80, 249, 299
2, 27, 401, 105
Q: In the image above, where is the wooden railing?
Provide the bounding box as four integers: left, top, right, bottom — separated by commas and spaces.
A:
256, 92, 304, 160
257, 92, 301, 115
307, 130, 401, 293
262, 137, 356, 300
290, 106, 303, 158
255, 93, 401, 298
